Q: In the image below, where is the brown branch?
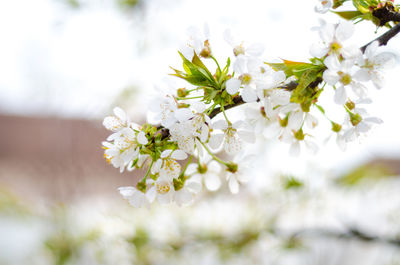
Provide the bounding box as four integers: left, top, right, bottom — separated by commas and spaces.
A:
273, 227, 400, 247
372, 3, 400, 26
361, 22, 400, 52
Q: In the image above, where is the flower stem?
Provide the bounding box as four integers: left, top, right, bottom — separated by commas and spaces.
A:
180, 155, 193, 177
211, 55, 222, 73
199, 141, 230, 167
221, 104, 232, 125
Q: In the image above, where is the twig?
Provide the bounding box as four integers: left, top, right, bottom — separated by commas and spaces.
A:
361, 22, 400, 52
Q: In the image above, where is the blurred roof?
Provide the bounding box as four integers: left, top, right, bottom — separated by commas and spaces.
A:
0, 114, 141, 203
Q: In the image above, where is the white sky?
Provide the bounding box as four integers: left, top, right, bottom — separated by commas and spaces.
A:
0, 0, 400, 172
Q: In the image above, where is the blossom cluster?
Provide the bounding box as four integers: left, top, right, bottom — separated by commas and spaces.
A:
102, 0, 397, 207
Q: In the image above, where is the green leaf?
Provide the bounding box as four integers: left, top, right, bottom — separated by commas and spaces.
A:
266, 60, 321, 79
352, 0, 378, 13
176, 51, 217, 87
332, 10, 363, 20
291, 68, 322, 103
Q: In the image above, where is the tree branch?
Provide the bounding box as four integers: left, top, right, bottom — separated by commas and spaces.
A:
361, 22, 400, 52
273, 227, 400, 247
159, 14, 400, 138
372, 3, 400, 26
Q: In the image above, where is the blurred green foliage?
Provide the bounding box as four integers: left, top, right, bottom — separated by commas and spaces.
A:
337, 163, 394, 186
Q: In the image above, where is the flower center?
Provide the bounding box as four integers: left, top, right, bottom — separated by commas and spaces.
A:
156, 181, 171, 194
330, 42, 342, 53
240, 73, 252, 85
339, 72, 352, 85
233, 44, 245, 56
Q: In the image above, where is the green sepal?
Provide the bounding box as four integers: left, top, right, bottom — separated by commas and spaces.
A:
332, 10, 363, 20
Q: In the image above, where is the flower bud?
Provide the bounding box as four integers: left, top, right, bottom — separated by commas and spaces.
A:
177, 88, 189, 97
200, 40, 212, 58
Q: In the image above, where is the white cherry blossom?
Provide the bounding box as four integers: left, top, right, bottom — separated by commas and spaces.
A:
289, 131, 319, 157
226, 56, 264, 102
223, 29, 264, 57
356, 41, 396, 89
315, 0, 332, 14
226, 152, 255, 194
118, 186, 150, 208
146, 176, 175, 204
310, 20, 361, 59
174, 175, 202, 206
209, 120, 255, 155
103, 107, 130, 132
180, 24, 211, 60
323, 55, 367, 104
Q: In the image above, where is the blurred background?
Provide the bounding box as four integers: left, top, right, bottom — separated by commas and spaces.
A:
1, 0, 400, 264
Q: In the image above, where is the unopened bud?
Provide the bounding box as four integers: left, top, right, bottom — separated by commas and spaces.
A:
177, 88, 189, 97
200, 40, 212, 58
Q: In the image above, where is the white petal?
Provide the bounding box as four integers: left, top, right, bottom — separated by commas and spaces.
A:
205, 173, 221, 191
324, 55, 340, 70
271, 89, 291, 105
289, 141, 301, 157
224, 133, 242, 154
137, 131, 148, 145
233, 56, 246, 74
113, 107, 126, 121
223, 28, 235, 46
310, 43, 329, 58
288, 111, 304, 130
226, 78, 241, 95
305, 140, 318, 154
238, 130, 255, 143
158, 193, 172, 204
336, 134, 346, 151
212, 119, 228, 130
342, 45, 362, 60
365, 41, 379, 58
228, 175, 239, 194
128, 192, 146, 208
208, 134, 224, 150
364, 117, 383, 124
353, 69, 370, 82
180, 46, 194, 61
334, 86, 347, 105
161, 149, 172, 158
191, 102, 206, 113
186, 179, 202, 193
336, 20, 354, 42
241, 86, 258, 103
171, 150, 188, 160
246, 43, 264, 57
146, 187, 157, 203
305, 114, 318, 129
175, 189, 193, 206
175, 108, 194, 122
118, 186, 135, 198
357, 121, 370, 132
343, 128, 356, 141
